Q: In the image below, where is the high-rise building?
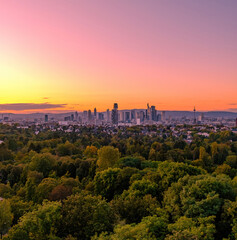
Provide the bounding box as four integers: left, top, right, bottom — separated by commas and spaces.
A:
71, 114, 74, 121
75, 111, 78, 121
157, 114, 161, 121
125, 112, 130, 122
106, 109, 110, 122
64, 116, 71, 121
83, 111, 88, 122
146, 103, 153, 120
161, 111, 166, 121
114, 103, 118, 109
151, 106, 157, 121
136, 112, 140, 120
201, 113, 204, 121
131, 110, 135, 120
193, 106, 196, 124
44, 114, 48, 122
88, 110, 92, 121
119, 112, 124, 122
146, 103, 150, 120
197, 115, 202, 122
112, 103, 118, 125
98, 113, 104, 120
94, 108, 97, 119
140, 111, 145, 122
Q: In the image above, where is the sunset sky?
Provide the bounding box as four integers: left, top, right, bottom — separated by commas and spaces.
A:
0, 0, 236, 113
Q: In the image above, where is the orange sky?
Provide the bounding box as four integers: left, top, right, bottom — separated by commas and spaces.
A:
0, 0, 236, 113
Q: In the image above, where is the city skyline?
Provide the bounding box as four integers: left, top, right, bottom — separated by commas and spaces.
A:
1, 0, 237, 113
0, 102, 237, 114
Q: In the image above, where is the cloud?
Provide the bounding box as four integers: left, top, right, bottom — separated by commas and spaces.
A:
43, 97, 49, 100
228, 103, 237, 106
0, 103, 67, 111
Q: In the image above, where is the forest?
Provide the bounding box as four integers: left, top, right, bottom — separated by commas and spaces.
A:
0, 123, 237, 240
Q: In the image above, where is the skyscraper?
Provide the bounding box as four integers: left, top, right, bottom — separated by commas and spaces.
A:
114, 103, 118, 109
98, 113, 104, 120
83, 111, 88, 122
146, 103, 153, 120
106, 109, 110, 123
131, 110, 135, 120
140, 111, 145, 122
125, 111, 130, 122
193, 106, 196, 124
112, 103, 118, 125
88, 110, 92, 121
201, 113, 204, 121
75, 111, 78, 121
44, 114, 48, 122
94, 108, 97, 119
119, 112, 125, 122
157, 114, 161, 121
161, 111, 166, 121
151, 106, 157, 121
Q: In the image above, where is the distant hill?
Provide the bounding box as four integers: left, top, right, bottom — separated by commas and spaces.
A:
163, 111, 237, 119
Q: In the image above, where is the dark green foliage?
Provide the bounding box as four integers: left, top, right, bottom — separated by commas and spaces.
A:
29, 153, 56, 177
0, 144, 13, 161
166, 216, 216, 240
94, 167, 138, 201
112, 193, 159, 224
94, 214, 168, 240
157, 161, 205, 191
9, 197, 34, 225
5, 201, 62, 240
0, 124, 236, 239
117, 156, 143, 169
56, 141, 79, 156
60, 193, 115, 240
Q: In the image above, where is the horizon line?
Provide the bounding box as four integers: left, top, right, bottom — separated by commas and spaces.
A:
1, 109, 237, 115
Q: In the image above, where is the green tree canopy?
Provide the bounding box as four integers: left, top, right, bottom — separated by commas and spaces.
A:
29, 153, 56, 177
60, 193, 115, 240
5, 201, 62, 240
0, 199, 13, 238
97, 146, 120, 170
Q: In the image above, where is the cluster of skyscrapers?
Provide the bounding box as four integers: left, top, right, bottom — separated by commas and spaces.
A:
1, 105, 236, 127
39, 103, 237, 127
61, 103, 166, 125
